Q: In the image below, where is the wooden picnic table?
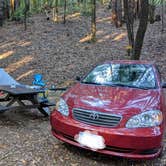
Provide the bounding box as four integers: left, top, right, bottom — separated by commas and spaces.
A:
0, 85, 54, 116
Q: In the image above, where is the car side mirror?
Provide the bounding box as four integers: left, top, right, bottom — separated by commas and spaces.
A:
162, 82, 166, 88
76, 76, 81, 81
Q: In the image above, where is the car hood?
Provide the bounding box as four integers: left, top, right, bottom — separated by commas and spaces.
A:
64, 83, 160, 116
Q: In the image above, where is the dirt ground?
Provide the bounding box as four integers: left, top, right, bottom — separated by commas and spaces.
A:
0, 5, 166, 166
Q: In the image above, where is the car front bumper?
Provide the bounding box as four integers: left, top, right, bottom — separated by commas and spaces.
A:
50, 111, 163, 159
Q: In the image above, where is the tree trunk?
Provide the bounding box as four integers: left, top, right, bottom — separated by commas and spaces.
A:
3, 0, 10, 19
161, 0, 164, 32
132, 0, 149, 60
111, 0, 123, 27
0, 0, 4, 26
14, 0, 20, 9
63, 0, 67, 24
135, 0, 141, 18
10, 0, 15, 17
117, 0, 122, 26
149, 3, 155, 24
91, 0, 96, 41
123, 0, 134, 50
55, 0, 59, 22
24, 0, 30, 30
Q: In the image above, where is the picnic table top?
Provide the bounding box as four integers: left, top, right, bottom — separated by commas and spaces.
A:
0, 105, 8, 111
0, 85, 44, 95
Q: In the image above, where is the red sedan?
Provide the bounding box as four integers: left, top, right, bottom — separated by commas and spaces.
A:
50, 60, 166, 159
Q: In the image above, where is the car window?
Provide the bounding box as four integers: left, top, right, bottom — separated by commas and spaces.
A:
82, 64, 157, 89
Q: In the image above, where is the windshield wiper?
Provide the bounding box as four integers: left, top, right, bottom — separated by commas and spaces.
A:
116, 84, 155, 90
81, 81, 102, 85
109, 83, 126, 87
109, 84, 143, 89
137, 86, 155, 90
82, 82, 155, 90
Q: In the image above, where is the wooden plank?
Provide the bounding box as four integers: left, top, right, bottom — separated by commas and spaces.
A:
0, 85, 44, 95
0, 105, 8, 112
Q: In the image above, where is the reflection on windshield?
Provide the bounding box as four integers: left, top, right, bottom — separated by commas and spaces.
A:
82, 64, 157, 89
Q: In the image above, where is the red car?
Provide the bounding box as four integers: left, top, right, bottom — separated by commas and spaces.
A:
50, 60, 166, 159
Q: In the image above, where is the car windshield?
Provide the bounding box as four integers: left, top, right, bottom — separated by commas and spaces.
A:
82, 63, 157, 89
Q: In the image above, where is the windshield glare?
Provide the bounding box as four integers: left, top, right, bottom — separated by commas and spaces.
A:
82, 64, 157, 89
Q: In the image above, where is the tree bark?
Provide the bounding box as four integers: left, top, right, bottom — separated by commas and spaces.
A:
149, 3, 155, 24
0, 0, 4, 26
10, 0, 15, 17
55, 0, 59, 22
24, 0, 30, 30
3, 0, 10, 19
63, 0, 67, 24
91, 0, 96, 41
132, 0, 149, 60
161, 0, 164, 32
135, 0, 141, 18
116, 0, 122, 26
123, 0, 134, 49
111, 0, 123, 27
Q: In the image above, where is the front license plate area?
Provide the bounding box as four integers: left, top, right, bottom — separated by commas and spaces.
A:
75, 130, 105, 150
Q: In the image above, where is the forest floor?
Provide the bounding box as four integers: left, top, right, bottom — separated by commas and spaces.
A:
0, 4, 166, 166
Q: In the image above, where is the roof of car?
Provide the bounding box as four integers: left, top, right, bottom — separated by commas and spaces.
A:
103, 60, 155, 65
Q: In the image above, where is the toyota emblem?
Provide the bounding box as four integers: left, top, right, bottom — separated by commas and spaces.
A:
89, 112, 99, 120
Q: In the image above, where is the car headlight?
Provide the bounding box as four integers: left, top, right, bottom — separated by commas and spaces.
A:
56, 98, 69, 116
126, 110, 163, 128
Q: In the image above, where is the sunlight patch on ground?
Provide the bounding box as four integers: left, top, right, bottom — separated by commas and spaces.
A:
5, 56, 34, 73
79, 34, 92, 43
97, 32, 119, 43
104, 34, 112, 39
17, 41, 32, 47
113, 32, 127, 41
0, 41, 16, 49
0, 51, 14, 60
66, 12, 81, 19
96, 30, 104, 35
97, 35, 112, 43
96, 16, 112, 23
16, 69, 35, 81
52, 12, 80, 22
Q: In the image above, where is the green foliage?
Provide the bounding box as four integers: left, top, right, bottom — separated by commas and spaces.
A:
149, 0, 166, 5
6, 0, 166, 22
8, 0, 108, 21
49, 0, 92, 16
12, 0, 26, 20
63, 0, 93, 16
67, 0, 80, 14
80, 0, 93, 16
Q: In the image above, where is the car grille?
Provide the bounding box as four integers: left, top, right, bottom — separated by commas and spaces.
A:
73, 108, 121, 127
